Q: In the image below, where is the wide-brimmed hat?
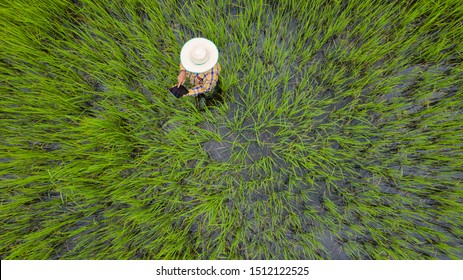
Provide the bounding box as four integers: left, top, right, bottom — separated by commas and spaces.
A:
180, 38, 219, 73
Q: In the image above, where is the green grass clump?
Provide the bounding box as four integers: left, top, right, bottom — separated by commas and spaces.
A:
1, 0, 462, 259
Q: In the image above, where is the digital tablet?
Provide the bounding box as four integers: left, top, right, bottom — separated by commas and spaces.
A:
169, 85, 189, 98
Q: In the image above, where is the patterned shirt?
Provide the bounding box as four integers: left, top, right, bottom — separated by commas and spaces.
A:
180, 63, 221, 96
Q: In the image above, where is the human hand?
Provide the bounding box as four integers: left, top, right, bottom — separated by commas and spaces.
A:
182, 90, 192, 97
177, 70, 186, 88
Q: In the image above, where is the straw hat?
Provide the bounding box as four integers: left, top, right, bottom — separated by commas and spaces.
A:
180, 38, 219, 73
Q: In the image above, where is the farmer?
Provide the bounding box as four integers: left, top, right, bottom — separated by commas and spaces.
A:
176, 38, 221, 109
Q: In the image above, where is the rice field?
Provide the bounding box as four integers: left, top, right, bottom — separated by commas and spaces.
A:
1, 0, 462, 259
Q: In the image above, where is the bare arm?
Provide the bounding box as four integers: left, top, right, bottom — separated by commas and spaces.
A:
177, 64, 186, 88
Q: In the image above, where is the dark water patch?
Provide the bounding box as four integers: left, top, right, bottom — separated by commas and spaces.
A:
131, 81, 152, 102
188, 221, 199, 233
135, 1, 150, 21
71, 0, 83, 7
62, 209, 105, 237
449, 171, 463, 180
421, 91, 447, 107
313, 49, 325, 64
28, 141, 61, 152
405, 103, 425, 115
82, 96, 105, 114
321, 88, 335, 99
400, 166, 430, 177
376, 91, 400, 103
235, 166, 252, 182
120, 168, 137, 179
232, 89, 247, 107
93, 81, 107, 92
226, 102, 242, 123
38, 190, 61, 202
161, 121, 178, 133
105, 201, 131, 212
393, 65, 423, 93
326, 95, 354, 113
204, 139, 232, 163
317, 230, 349, 260
259, 130, 278, 146
453, 240, 463, 259
198, 120, 216, 134
378, 181, 400, 195
229, 3, 241, 16
171, 28, 184, 46
241, 116, 255, 130
304, 192, 325, 215
256, 29, 266, 59
251, 190, 269, 202
103, 6, 125, 22
298, 212, 318, 234
312, 111, 329, 124
442, 85, 459, 98
397, 65, 422, 76
217, 125, 233, 139
237, 129, 254, 143
425, 64, 452, 76
270, 157, 290, 184
130, 144, 147, 160
244, 207, 255, 221
181, 195, 193, 203
263, 125, 279, 137
245, 142, 267, 164
77, 70, 107, 92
